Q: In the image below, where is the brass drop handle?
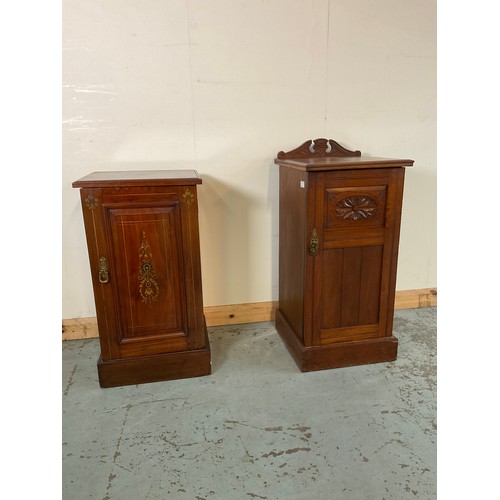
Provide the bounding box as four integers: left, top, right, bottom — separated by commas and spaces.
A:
309, 228, 319, 256
98, 256, 109, 284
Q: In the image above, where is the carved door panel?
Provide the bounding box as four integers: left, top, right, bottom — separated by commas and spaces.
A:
84, 186, 204, 360
310, 168, 402, 346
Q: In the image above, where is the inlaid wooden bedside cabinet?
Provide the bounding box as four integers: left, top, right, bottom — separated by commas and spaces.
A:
73, 170, 211, 387
274, 139, 413, 371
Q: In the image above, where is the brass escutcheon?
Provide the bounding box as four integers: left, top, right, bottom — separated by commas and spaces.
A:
98, 256, 109, 284
309, 228, 319, 256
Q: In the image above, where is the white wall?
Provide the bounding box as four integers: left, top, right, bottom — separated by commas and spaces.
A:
62, 0, 436, 319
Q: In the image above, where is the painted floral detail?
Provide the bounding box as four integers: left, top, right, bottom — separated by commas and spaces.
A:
138, 232, 159, 307
182, 189, 194, 205
335, 195, 377, 221
85, 193, 98, 210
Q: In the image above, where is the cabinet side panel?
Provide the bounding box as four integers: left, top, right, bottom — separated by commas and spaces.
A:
78, 188, 119, 359
384, 168, 406, 337
179, 186, 206, 350
279, 166, 307, 339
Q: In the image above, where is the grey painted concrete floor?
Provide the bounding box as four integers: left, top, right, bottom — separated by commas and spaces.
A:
62, 307, 436, 500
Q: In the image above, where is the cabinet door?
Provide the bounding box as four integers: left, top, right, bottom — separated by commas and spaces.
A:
82, 186, 205, 359
308, 168, 404, 346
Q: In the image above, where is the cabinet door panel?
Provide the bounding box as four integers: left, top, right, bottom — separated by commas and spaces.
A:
311, 169, 399, 345
98, 190, 202, 358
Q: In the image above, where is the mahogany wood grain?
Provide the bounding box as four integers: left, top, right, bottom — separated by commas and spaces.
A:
358, 245, 383, 325
340, 246, 363, 327
319, 248, 343, 330
275, 139, 413, 371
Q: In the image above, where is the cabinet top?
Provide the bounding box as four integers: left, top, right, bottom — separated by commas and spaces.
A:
274, 138, 414, 171
72, 169, 202, 188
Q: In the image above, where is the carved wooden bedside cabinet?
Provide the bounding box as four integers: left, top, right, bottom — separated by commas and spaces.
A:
73, 170, 210, 387
274, 139, 413, 371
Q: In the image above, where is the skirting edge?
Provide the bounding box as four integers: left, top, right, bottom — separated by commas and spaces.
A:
63, 287, 436, 341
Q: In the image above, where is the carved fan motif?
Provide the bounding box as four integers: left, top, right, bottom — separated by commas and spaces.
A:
335, 195, 377, 221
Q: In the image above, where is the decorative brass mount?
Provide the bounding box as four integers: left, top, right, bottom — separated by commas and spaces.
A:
309, 228, 319, 256
98, 256, 109, 283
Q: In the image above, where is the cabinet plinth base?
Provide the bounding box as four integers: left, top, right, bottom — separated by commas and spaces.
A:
97, 330, 211, 388
275, 309, 398, 372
